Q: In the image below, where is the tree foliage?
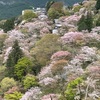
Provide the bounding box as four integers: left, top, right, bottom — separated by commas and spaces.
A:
95, 0, 100, 10
4, 91, 23, 100
0, 77, 17, 92
23, 74, 38, 90
3, 18, 15, 33
47, 2, 65, 19
45, 0, 55, 12
14, 57, 33, 80
6, 40, 23, 77
23, 10, 37, 20
78, 12, 93, 32
31, 34, 62, 66
64, 77, 83, 100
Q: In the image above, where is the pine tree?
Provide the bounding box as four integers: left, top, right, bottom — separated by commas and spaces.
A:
85, 12, 93, 32
78, 15, 87, 31
95, 0, 100, 10
6, 40, 23, 77
78, 12, 93, 32
45, 0, 55, 12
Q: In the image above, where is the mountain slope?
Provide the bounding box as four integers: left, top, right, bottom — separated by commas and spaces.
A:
0, 0, 83, 20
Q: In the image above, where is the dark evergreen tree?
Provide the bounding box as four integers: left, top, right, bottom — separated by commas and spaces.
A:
6, 40, 23, 77
78, 15, 87, 31
96, 16, 100, 26
78, 12, 93, 32
95, 0, 100, 10
3, 17, 15, 33
85, 12, 93, 32
45, 0, 55, 12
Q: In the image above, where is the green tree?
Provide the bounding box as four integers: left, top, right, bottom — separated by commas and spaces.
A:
31, 34, 61, 66
0, 34, 7, 52
78, 12, 93, 32
14, 57, 33, 80
0, 77, 17, 92
47, 2, 65, 19
0, 66, 7, 81
23, 74, 38, 90
95, 0, 100, 10
78, 15, 87, 31
6, 40, 23, 77
23, 10, 37, 20
3, 18, 15, 33
85, 12, 93, 32
4, 91, 23, 100
96, 16, 100, 26
45, 0, 55, 12
61, 77, 83, 100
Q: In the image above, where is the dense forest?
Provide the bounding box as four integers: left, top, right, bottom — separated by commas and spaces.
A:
0, 0, 100, 100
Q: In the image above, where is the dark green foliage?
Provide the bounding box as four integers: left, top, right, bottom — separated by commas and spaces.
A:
14, 57, 33, 80
85, 12, 93, 32
96, 16, 100, 26
3, 18, 15, 33
78, 15, 87, 31
23, 74, 38, 90
95, 0, 100, 10
61, 77, 83, 100
4, 91, 23, 100
78, 12, 93, 32
47, 2, 65, 19
45, 0, 55, 12
6, 40, 23, 77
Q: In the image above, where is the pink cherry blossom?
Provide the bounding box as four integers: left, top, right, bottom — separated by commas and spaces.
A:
51, 51, 71, 60
61, 32, 84, 44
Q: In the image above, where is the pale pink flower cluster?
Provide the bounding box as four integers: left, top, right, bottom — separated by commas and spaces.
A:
61, 32, 84, 44
22, 21, 51, 33
71, 46, 97, 65
51, 51, 71, 60
85, 32, 100, 42
87, 66, 100, 78
38, 65, 52, 80
40, 27, 50, 36
81, 46, 96, 57
64, 46, 97, 76
8, 29, 25, 39
41, 94, 58, 100
20, 87, 42, 100
3, 47, 12, 63
64, 15, 81, 25
39, 77, 56, 86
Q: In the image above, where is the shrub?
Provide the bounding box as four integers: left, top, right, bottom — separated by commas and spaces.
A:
14, 57, 33, 80
0, 77, 17, 92
23, 10, 37, 20
4, 91, 23, 100
23, 74, 38, 90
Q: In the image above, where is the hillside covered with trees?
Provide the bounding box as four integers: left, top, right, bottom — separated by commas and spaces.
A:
0, 0, 100, 100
